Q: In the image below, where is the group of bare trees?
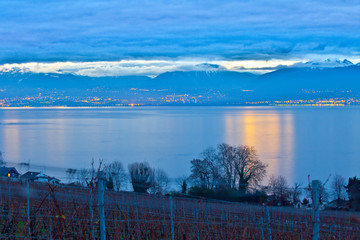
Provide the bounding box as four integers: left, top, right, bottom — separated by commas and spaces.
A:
73, 161, 170, 194
266, 174, 349, 207
188, 144, 351, 207
267, 175, 303, 206
190, 143, 267, 193
268, 175, 292, 205
74, 161, 128, 191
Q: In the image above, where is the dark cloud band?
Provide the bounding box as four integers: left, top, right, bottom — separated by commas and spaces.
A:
1, 0, 359, 63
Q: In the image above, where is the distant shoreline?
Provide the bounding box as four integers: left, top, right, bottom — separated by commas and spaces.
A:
0, 104, 355, 109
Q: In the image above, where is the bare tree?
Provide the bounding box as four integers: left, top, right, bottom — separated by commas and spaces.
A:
217, 144, 237, 189
190, 144, 267, 193
66, 168, 77, 183
190, 147, 223, 190
76, 168, 92, 186
75, 161, 101, 187
149, 168, 170, 194
232, 145, 267, 192
217, 143, 267, 192
268, 175, 291, 205
291, 182, 302, 204
331, 174, 346, 204
175, 175, 188, 192
104, 161, 128, 191
174, 175, 189, 194
202, 147, 223, 188
128, 162, 154, 193
190, 157, 221, 190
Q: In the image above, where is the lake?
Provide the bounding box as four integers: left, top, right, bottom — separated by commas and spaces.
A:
0, 106, 359, 185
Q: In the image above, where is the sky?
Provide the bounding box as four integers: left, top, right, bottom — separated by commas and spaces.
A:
1, 0, 360, 76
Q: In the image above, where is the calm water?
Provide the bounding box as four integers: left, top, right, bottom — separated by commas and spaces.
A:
0, 106, 359, 184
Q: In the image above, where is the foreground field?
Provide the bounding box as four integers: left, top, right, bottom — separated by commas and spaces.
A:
0, 179, 359, 239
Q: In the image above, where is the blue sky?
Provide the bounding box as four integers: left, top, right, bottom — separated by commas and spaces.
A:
1, 0, 359, 76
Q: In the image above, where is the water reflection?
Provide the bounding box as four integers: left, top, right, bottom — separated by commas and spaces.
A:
225, 110, 294, 182
3, 119, 20, 162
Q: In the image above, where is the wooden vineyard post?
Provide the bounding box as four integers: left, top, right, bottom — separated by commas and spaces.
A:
265, 206, 272, 240
170, 196, 175, 240
26, 180, 31, 239
90, 184, 95, 240
312, 180, 321, 240
196, 208, 200, 240
260, 217, 264, 240
48, 194, 52, 240
8, 178, 11, 214
98, 172, 106, 240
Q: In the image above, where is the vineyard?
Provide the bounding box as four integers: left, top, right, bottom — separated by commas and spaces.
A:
0, 178, 359, 239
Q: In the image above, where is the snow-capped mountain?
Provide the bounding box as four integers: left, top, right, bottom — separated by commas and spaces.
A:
293, 59, 355, 68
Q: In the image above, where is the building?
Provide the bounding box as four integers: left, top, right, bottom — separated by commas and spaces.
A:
0, 167, 20, 178
20, 171, 60, 184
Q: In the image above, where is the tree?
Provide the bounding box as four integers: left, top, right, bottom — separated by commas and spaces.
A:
66, 168, 77, 183
345, 176, 360, 210
319, 187, 330, 205
232, 145, 267, 192
175, 175, 188, 194
106, 176, 114, 190
76, 168, 92, 186
75, 159, 104, 187
291, 182, 302, 204
331, 174, 346, 204
103, 161, 128, 191
217, 143, 267, 192
128, 162, 154, 193
149, 168, 170, 194
190, 147, 222, 190
190, 143, 267, 193
268, 175, 291, 205
181, 180, 187, 194
190, 159, 220, 190
216, 144, 237, 189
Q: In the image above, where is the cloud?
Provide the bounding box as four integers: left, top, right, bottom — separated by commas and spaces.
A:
0, 0, 359, 63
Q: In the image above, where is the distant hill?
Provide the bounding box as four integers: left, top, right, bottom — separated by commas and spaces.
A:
0, 72, 153, 97
255, 65, 360, 99
153, 70, 257, 91
1, 65, 360, 103
0, 70, 256, 91
0, 72, 152, 89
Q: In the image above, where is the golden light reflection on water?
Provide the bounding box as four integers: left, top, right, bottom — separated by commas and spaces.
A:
225, 110, 294, 182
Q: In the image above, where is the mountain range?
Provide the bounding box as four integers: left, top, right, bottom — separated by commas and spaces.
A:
1, 62, 360, 104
